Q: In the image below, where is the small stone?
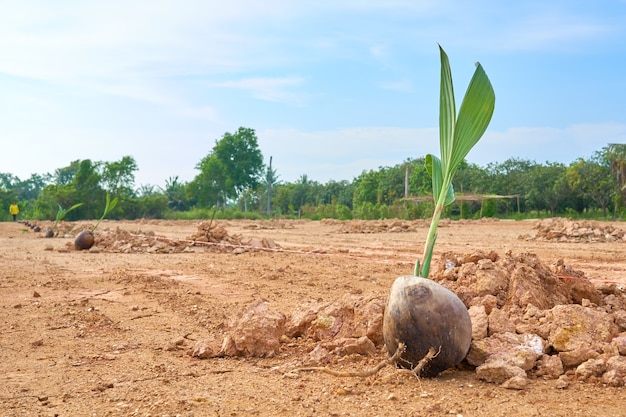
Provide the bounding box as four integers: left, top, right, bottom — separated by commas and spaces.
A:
165, 336, 186, 351
189, 339, 222, 358
501, 375, 529, 390
555, 375, 570, 389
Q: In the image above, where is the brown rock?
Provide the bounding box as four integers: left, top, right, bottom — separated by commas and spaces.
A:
534, 354, 564, 379
468, 305, 488, 341
476, 358, 527, 384
488, 308, 516, 335
611, 333, 626, 355
544, 304, 619, 352
189, 340, 222, 358
559, 347, 599, 368
501, 375, 529, 390
602, 356, 626, 387
575, 358, 607, 379
330, 336, 377, 356
225, 300, 286, 357
304, 345, 332, 366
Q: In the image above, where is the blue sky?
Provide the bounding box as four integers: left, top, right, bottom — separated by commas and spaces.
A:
2, 1, 626, 188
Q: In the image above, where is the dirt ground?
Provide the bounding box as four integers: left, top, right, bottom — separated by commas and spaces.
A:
1, 218, 625, 417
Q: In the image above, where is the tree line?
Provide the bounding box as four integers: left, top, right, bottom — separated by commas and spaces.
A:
2, 127, 625, 222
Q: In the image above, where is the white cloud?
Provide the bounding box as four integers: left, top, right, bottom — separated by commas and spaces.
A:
209, 77, 306, 105
472, 123, 626, 165
259, 123, 626, 183
378, 79, 414, 93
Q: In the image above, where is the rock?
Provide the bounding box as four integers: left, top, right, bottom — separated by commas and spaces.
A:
353, 297, 385, 346
468, 305, 488, 340
224, 300, 286, 357
466, 332, 544, 370
304, 345, 332, 366
473, 260, 509, 298
501, 375, 529, 390
330, 336, 377, 356
543, 304, 619, 352
611, 333, 626, 355
613, 310, 626, 331
165, 336, 186, 351
285, 295, 385, 345
488, 308, 516, 335
534, 354, 564, 379
575, 358, 607, 379
507, 264, 566, 310
189, 340, 221, 358
470, 294, 499, 315
476, 358, 527, 384
285, 302, 326, 338
559, 347, 599, 368
603, 356, 626, 387
555, 375, 570, 389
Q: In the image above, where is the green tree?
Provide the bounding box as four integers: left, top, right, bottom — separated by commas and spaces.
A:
73, 159, 104, 219
567, 156, 615, 217
525, 162, 569, 216
192, 127, 264, 207
102, 156, 138, 198
0, 173, 20, 190
606, 144, 626, 209
54, 160, 81, 185
353, 169, 383, 205
161, 176, 189, 211
486, 158, 536, 214
264, 156, 280, 214
408, 158, 432, 196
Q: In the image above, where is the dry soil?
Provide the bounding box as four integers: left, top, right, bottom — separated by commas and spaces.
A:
1, 218, 625, 417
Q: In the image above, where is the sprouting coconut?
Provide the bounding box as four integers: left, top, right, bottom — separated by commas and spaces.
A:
45, 202, 83, 238
75, 194, 118, 250
382, 45, 495, 377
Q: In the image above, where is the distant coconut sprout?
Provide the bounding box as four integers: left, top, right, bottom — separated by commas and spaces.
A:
45, 203, 83, 238
75, 194, 118, 250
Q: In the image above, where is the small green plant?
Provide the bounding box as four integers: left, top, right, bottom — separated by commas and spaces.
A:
416, 45, 496, 278
75, 194, 119, 250
54, 203, 84, 228
90, 194, 119, 233
45, 202, 84, 238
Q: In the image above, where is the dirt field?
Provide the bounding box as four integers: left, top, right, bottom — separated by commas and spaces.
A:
1, 218, 625, 417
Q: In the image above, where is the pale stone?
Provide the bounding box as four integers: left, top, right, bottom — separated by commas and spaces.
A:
468, 305, 488, 341
534, 354, 564, 379
575, 358, 607, 379
602, 356, 626, 387
559, 347, 599, 368
476, 358, 526, 384
501, 375, 529, 390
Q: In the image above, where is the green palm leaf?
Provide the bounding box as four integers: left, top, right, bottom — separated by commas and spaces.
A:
439, 45, 456, 174
439, 45, 495, 177
417, 45, 495, 278
425, 154, 455, 206
450, 62, 495, 172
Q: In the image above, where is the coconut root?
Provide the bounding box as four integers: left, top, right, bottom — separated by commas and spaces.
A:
293, 343, 441, 378
294, 343, 406, 377
397, 346, 441, 377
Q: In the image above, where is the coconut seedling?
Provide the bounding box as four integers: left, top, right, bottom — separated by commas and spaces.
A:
383, 46, 495, 377
45, 203, 84, 238
75, 194, 118, 250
